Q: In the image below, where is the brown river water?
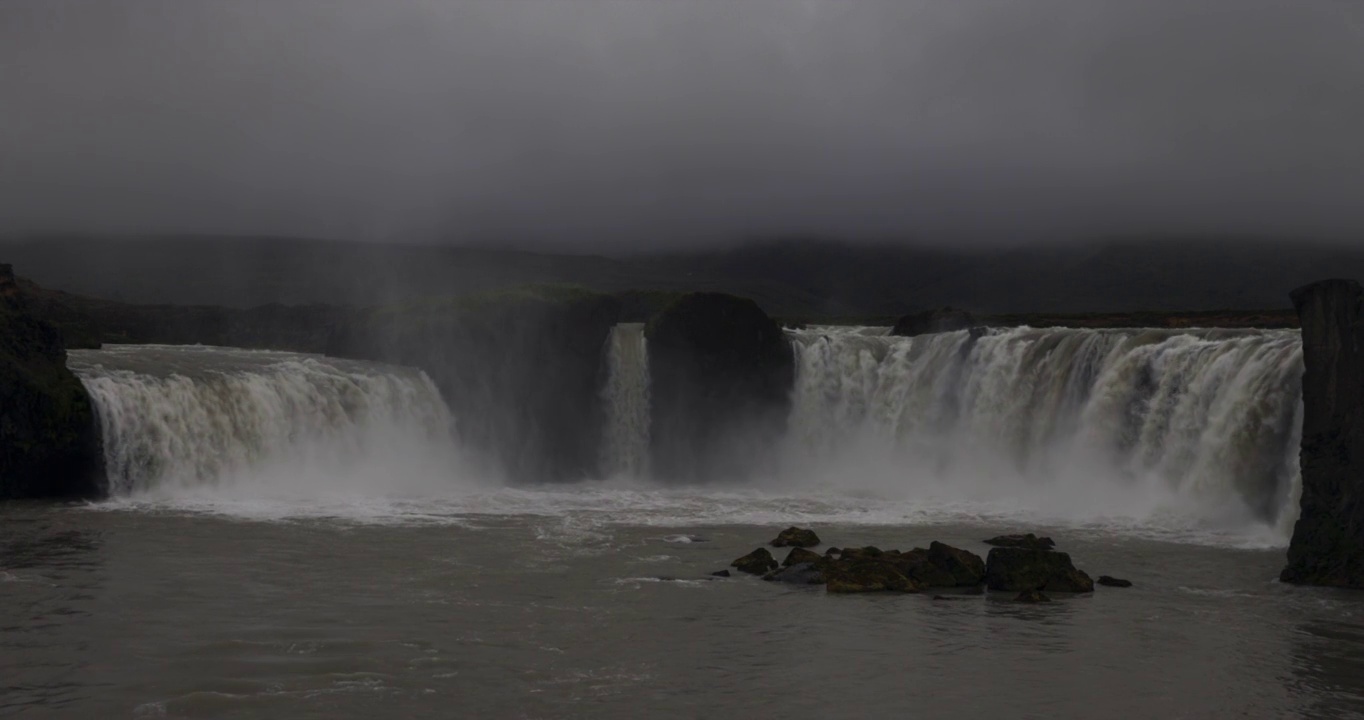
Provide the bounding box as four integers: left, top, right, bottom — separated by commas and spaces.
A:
5, 498, 1364, 720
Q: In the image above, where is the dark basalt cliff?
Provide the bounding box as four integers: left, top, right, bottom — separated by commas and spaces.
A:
328, 289, 622, 483
645, 293, 794, 482
0, 265, 104, 499
1282, 279, 1364, 588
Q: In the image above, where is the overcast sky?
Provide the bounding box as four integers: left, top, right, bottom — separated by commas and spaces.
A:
2, 0, 1362, 248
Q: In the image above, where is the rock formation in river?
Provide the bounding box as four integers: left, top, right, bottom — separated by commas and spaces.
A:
0, 265, 104, 499
645, 293, 794, 482
1281, 279, 1364, 588
984, 547, 1094, 593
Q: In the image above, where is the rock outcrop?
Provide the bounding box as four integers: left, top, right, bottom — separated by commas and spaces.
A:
782, 547, 824, 567
1282, 279, 1364, 588
825, 559, 919, 594
764, 562, 826, 585
984, 547, 1094, 593
984, 533, 1057, 550
0, 265, 104, 499
645, 293, 794, 481
771, 527, 821, 548
926, 541, 987, 586
732, 548, 779, 575
890, 307, 978, 337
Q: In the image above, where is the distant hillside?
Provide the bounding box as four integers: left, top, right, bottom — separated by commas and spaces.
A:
0, 234, 1358, 316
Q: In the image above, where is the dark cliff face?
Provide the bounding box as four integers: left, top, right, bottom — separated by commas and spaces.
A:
645, 293, 795, 482
1282, 279, 1364, 588
328, 290, 622, 483
0, 265, 104, 499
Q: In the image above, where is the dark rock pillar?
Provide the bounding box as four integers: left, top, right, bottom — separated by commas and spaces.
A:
1282, 279, 1364, 587
645, 293, 795, 482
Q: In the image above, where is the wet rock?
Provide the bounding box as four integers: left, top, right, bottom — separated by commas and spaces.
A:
838, 546, 884, 560
1015, 590, 1052, 603
764, 562, 826, 585
771, 526, 821, 548
825, 547, 841, 557
932, 594, 979, 601
0, 264, 104, 499
884, 549, 959, 588
782, 547, 824, 567
731, 548, 779, 575
985, 547, 1094, 593
983, 533, 1056, 550
927, 541, 987, 586
1044, 567, 1096, 593
710, 570, 731, 578
1097, 575, 1132, 588
1282, 279, 1364, 589
825, 559, 920, 594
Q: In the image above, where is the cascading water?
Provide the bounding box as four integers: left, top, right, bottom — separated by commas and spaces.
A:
783, 326, 1304, 531
599, 323, 651, 478
68, 345, 458, 497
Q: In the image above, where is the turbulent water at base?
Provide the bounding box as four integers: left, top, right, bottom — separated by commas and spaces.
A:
68, 345, 458, 497
784, 326, 1305, 536
599, 324, 651, 478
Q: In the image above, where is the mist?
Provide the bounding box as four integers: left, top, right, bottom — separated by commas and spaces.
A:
3, 0, 1363, 249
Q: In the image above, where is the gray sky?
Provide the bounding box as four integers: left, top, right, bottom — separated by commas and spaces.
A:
2, 0, 1362, 248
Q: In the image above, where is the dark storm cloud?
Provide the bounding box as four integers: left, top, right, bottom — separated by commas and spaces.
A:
1, 0, 1362, 247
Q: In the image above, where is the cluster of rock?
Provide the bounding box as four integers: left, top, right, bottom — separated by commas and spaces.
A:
724, 527, 1130, 602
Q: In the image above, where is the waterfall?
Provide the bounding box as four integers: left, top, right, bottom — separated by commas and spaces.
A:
599, 323, 651, 478
784, 326, 1304, 524
68, 345, 457, 496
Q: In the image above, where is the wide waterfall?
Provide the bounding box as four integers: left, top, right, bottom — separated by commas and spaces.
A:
783, 326, 1304, 528
68, 345, 458, 497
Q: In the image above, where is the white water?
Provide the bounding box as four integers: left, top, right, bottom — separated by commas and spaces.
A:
69, 345, 467, 500
776, 326, 1304, 538
599, 324, 651, 478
